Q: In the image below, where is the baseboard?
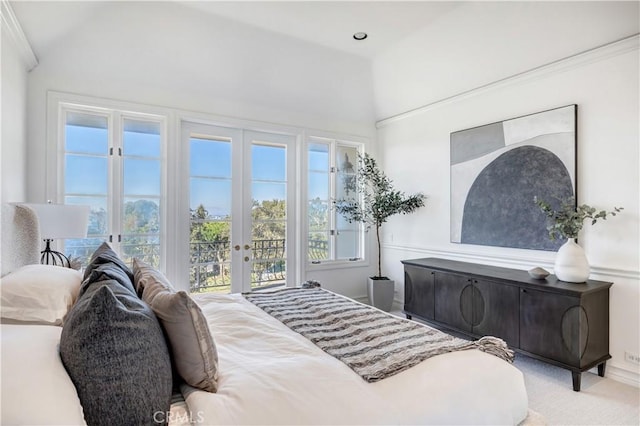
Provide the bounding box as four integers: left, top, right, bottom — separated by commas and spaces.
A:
606, 365, 640, 388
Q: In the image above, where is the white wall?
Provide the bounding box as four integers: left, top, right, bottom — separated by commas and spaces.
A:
1, 15, 30, 204
374, 2, 639, 385
24, 1, 378, 297
373, 1, 640, 120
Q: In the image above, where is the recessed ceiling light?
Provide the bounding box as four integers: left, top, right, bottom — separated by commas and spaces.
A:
353, 32, 368, 41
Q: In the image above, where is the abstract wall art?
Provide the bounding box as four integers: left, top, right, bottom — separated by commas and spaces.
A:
450, 105, 577, 251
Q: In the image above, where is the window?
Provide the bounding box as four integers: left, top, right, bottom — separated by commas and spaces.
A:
306, 137, 363, 264
50, 92, 368, 291
58, 105, 165, 268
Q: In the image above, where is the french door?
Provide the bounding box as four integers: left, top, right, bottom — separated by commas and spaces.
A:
182, 122, 296, 294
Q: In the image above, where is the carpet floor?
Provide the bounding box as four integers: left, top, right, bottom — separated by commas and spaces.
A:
514, 355, 639, 425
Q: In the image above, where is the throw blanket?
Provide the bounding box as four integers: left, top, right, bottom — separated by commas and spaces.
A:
244, 287, 514, 382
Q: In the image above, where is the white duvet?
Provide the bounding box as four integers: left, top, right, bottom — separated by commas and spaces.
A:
185, 293, 529, 425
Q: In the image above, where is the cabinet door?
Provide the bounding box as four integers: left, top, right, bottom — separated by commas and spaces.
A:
472, 279, 519, 347
404, 265, 435, 320
434, 271, 473, 332
520, 288, 583, 367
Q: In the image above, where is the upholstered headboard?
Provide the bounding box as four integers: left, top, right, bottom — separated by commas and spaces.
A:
1, 204, 41, 277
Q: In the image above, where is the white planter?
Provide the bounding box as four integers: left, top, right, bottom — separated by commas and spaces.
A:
367, 277, 395, 312
554, 239, 590, 283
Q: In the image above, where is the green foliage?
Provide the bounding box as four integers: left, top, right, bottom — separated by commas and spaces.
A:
535, 196, 623, 241
334, 153, 426, 278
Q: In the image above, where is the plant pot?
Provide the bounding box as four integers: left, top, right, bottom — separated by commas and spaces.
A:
367, 277, 395, 312
554, 239, 590, 283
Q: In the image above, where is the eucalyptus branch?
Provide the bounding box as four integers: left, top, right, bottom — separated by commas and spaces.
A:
534, 196, 623, 241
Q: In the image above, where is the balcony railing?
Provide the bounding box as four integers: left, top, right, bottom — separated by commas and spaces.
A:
190, 239, 328, 293
64, 238, 328, 294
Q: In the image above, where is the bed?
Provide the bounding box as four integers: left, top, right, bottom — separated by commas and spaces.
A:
0, 203, 530, 425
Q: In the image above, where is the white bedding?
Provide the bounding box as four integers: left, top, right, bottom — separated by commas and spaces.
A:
185, 293, 529, 425
1, 325, 87, 425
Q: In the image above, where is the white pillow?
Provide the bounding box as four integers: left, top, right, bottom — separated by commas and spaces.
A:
1, 264, 82, 325
1, 324, 86, 425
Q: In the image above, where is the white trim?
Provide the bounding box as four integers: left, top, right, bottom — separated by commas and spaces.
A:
382, 243, 640, 281
0, 0, 38, 70
606, 364, 640, 388
376, 34, 640, 128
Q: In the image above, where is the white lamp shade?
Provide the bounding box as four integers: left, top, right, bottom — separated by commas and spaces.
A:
23, 204, 90, 239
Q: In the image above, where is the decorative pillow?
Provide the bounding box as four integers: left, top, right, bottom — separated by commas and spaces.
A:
1, 324, 86, 425
0, 264, 82, 325
60, 245, 172, 426
133, 258, 219, 392
81, 242, 136, 295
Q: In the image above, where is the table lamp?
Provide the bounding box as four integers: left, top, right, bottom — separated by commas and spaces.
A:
24, 203, 90, 268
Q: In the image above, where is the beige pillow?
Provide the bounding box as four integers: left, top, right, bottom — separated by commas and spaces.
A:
133, 259, 219, 392
1, 264, 82, 325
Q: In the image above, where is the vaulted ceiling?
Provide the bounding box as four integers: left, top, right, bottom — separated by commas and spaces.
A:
11, 1, 463, 61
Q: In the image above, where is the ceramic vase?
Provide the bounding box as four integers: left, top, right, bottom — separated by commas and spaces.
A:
554, 239, 590, 283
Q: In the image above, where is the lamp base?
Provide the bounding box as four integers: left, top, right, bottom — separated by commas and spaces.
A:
41, 239, 71, 268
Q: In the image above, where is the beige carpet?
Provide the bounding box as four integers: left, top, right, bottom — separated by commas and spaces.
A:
514, 355, 639, 425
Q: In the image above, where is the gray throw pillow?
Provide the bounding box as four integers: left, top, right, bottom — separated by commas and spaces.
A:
133, 258, 219, 392
60, 246, 172, 426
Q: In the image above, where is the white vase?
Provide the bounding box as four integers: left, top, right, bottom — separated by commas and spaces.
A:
554, 239, 590, 283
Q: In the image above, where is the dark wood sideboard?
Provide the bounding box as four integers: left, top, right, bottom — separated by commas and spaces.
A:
401, 257, 612, 391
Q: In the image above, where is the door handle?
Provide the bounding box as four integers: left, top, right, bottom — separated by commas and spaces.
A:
234, 245, 241, 251
244, 256, 250, 262
244, 244, 251, 250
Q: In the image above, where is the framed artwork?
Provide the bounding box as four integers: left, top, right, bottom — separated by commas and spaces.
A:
450, 105, 577, 251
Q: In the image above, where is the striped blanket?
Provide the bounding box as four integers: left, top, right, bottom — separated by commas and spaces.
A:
244, 287, 514, 382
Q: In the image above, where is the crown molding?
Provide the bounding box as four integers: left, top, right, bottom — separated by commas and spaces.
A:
376, 34, 640, 128
1, 0, 38, 71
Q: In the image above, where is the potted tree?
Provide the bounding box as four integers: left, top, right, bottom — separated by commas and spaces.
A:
535, 196, 622, 282
335, 153, 425, 311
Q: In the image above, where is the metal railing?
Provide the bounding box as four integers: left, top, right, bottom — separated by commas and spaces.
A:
65, 238, 328, 293
189, 239, 328, 293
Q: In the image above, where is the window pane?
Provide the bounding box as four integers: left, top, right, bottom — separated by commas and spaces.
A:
121, 235, 160, 267
65, 113, 108, 154
308, 143, 329, 171
190, 138, 231, 178
65, 155, 108, 195
336, 230, 359, 260
124, 158, 161, 196
252, 182, 285, 206
308, 232, 329, 261
190, 178, 232, 218
190, 134, 233, 294
123, 120, 161, 157
190, 221, 231, 293
336, 145, 359, 200
308, 200, 329, 232
308, 171, 329, 200
252, 145, 285, 181
123, 198, 160, 234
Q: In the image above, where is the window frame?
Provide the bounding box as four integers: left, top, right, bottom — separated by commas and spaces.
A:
47, 92, 371, 290
47, 92, 170, 271
303, 133, 368, 270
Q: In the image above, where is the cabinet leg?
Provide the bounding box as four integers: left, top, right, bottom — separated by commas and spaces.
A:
406, 314, 412, 320
598, 362, 606, 377
571, 372, 581, 392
